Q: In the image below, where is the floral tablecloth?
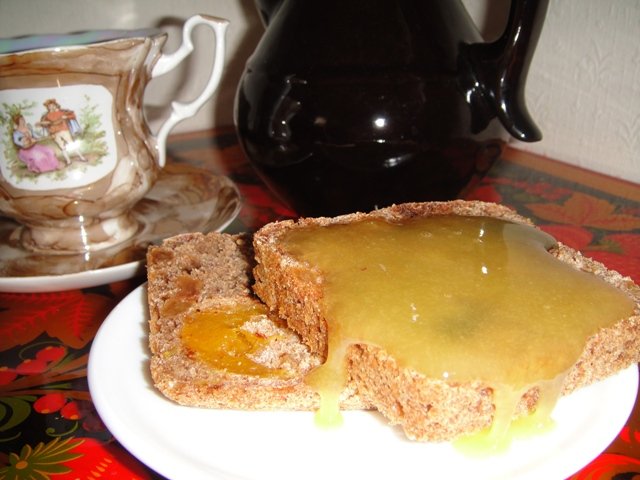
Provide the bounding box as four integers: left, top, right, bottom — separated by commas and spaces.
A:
1, 128, 638, 479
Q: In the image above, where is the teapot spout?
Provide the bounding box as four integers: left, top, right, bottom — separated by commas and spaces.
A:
469, 0, 549, 142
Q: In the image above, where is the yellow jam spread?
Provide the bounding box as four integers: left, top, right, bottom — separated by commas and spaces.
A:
181, 304, 285, 377
280, 215, 635, 445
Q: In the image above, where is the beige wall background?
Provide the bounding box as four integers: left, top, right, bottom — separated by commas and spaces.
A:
1, 0, 638, 183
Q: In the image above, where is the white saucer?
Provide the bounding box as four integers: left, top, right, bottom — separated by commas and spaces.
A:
0, 163, 241, 292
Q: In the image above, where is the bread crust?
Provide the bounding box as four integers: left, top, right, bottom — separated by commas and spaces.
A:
146, 231, 366, 410
252, 200, 640, 441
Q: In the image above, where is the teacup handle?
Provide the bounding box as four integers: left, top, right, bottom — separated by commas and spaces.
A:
151, 14, 229, 167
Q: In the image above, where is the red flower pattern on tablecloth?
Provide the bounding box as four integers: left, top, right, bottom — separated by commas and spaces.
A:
0, 343, 107, 450
465, 183, 504, 203
529, 194, 640, 283
470, 177, 573, 203
0, 291, 114, 352
568, 453, 640, 479
527, 192, 640, 231
0, 437, 151, 480
0, 284, 136, 477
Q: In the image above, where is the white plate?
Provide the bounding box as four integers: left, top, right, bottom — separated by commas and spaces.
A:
0, 165, 241, 292
89, 285, 639, 480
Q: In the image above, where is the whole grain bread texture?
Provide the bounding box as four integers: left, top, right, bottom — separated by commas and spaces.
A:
147, 232, 367, 410
252, 200, 640, 441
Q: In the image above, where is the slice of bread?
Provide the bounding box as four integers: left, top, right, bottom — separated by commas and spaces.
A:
146, 231, 366, 410
146, 200, 640, 443
252, 200, 640, 441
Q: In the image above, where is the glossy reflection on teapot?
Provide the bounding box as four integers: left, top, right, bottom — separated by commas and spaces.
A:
235, 0, 549, 217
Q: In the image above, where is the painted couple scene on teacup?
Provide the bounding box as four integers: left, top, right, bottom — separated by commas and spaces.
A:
0, 84, 116, 191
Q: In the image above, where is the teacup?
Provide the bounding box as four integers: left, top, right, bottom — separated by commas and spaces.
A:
0, 14, 228, 253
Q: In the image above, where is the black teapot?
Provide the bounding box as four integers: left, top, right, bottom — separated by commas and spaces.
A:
235, 0, 549, 216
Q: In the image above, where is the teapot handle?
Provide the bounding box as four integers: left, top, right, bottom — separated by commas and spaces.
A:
470, 0, 549, 142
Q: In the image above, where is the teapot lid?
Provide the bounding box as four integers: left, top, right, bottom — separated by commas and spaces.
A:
0, 27, 164, 54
